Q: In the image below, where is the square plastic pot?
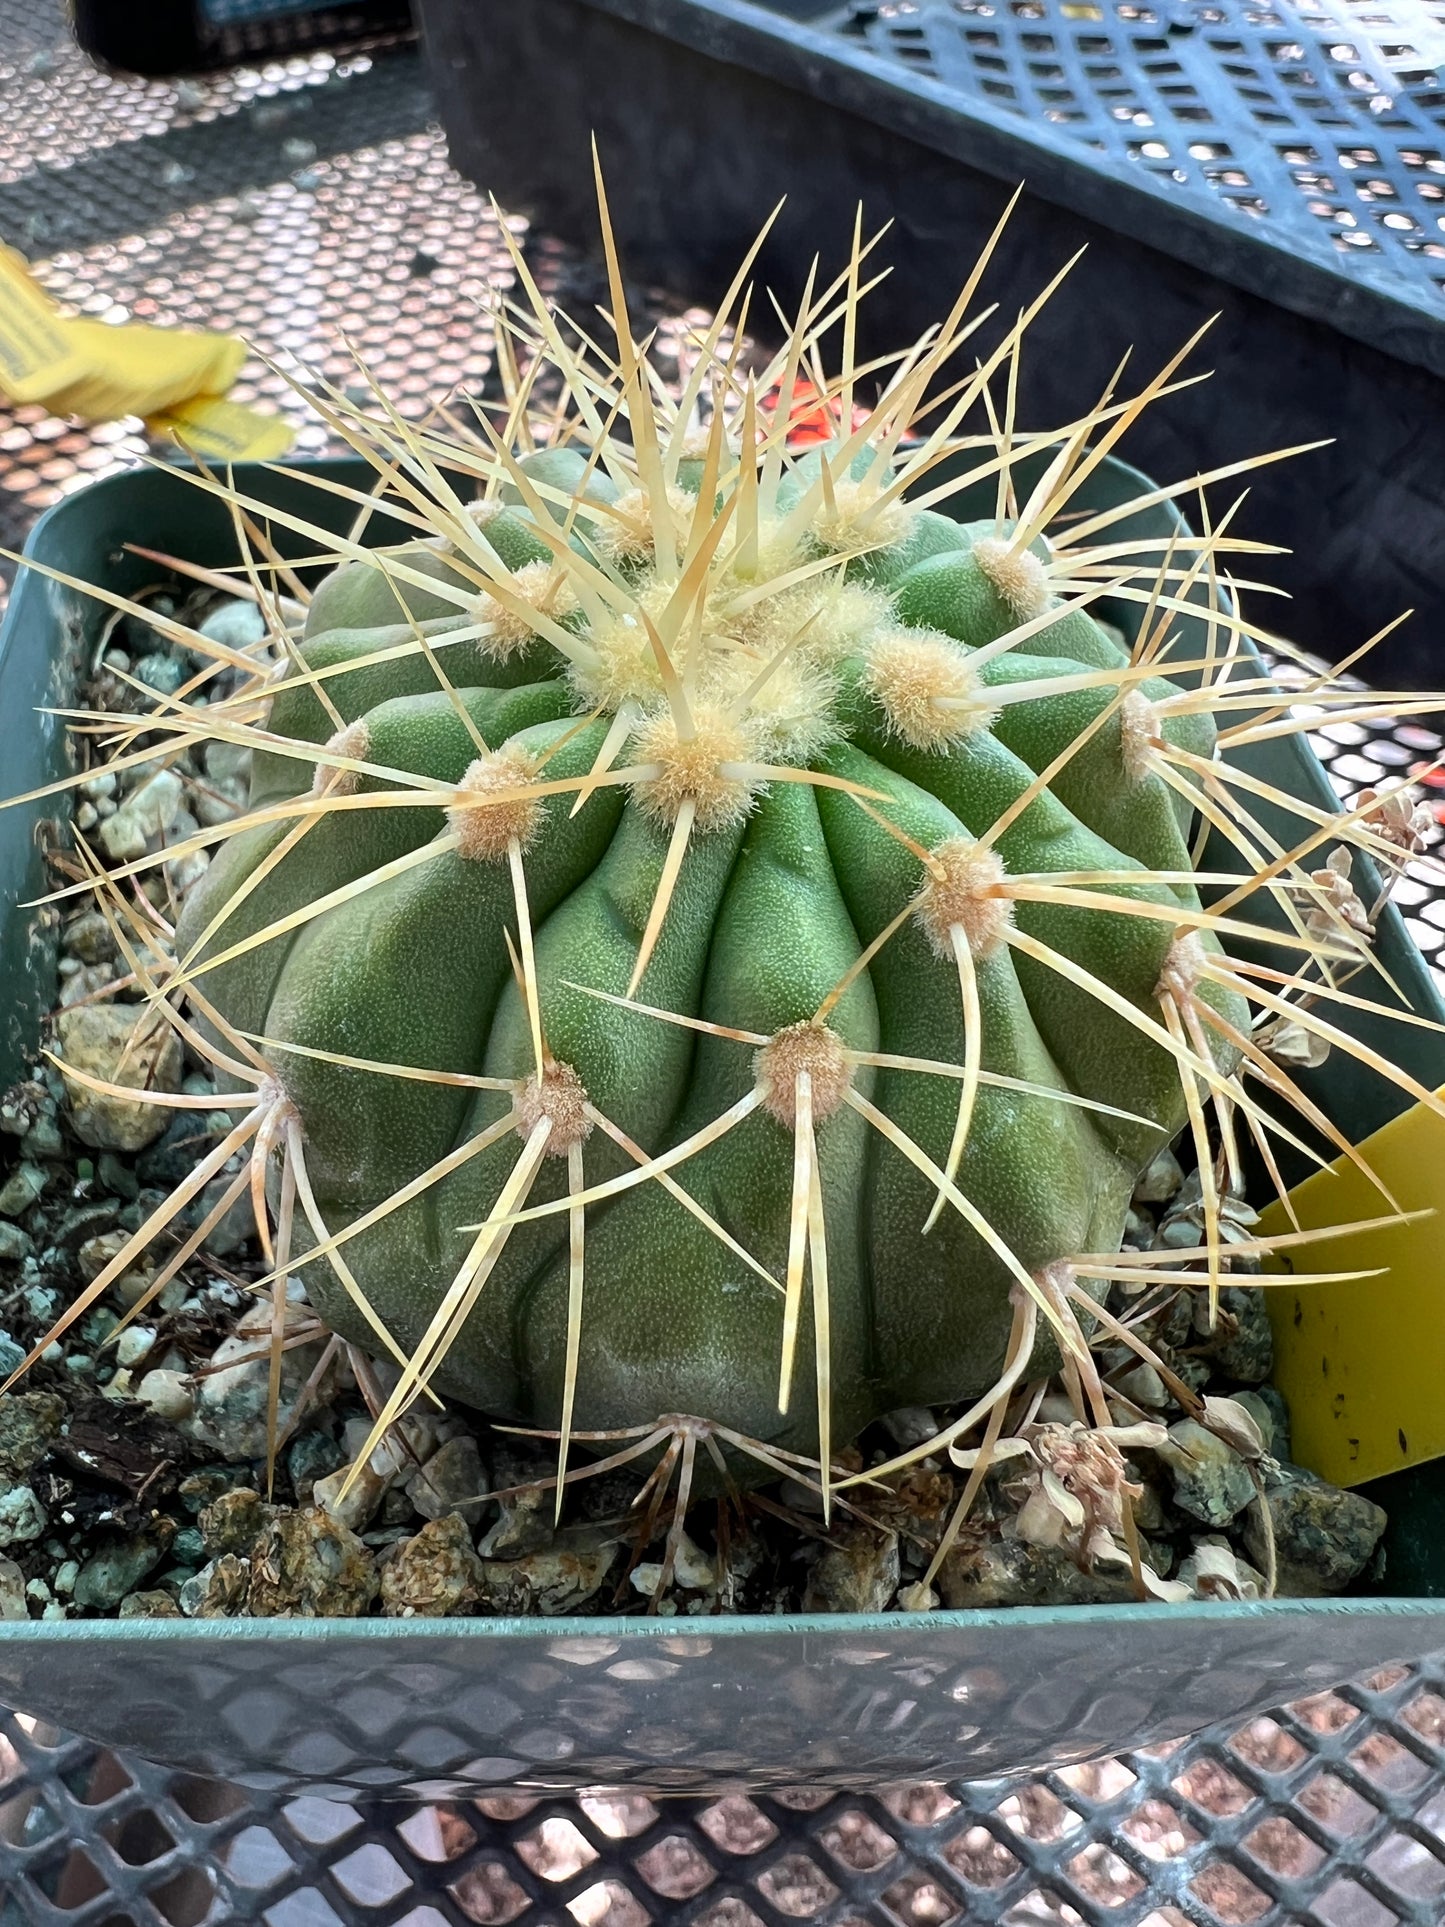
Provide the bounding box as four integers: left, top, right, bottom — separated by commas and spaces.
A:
0, 457, 1441, 1799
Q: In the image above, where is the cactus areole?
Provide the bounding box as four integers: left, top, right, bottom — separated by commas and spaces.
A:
173, 246, 1262, 1484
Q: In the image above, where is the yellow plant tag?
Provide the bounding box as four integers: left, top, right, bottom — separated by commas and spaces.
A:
149, 394, 297, 463
0, 245, 292, 456
0, 248, 91, 401
1261, 1092, 1445, 1489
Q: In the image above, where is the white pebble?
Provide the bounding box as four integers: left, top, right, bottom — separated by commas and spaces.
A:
116, 1326, 157, 1369
137, 1368, 195, 1423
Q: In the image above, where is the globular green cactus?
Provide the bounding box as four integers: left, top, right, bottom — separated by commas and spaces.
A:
169, 271, 1261, 1484
23, 206, 1436, 1524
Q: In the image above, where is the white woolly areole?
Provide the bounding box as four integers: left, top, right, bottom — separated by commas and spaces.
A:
915, 837, 1014, 960
447, 746, 543, 861
630, 704, 758, 831
710, 652, 839, 766
313, 719, 371, 797
754, 1021, 853, 1126
814, 478, 915, 557
595, 484, 696, 564
474, 559, 578, 662
972, 536, 1052, 622
729, 577, 892, 666
513, 1060, 592, 1157
1156, 931, 1207, 1006
464, 498, 507, 529
863, 627, 998, 749
571, 607, 667, 711
1119, 689, 1161, 784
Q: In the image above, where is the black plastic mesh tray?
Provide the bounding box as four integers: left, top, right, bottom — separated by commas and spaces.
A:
71, 0, 415, 78
844, 0, 1445, 348
420, 0, 1445, 688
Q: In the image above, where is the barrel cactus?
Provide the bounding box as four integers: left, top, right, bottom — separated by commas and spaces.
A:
15, 205, 1440, 1532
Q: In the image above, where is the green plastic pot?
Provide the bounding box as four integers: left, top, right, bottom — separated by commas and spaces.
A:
0, 457, 1440, 1799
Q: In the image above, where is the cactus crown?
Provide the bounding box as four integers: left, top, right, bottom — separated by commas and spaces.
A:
5, 182, 1443, 1586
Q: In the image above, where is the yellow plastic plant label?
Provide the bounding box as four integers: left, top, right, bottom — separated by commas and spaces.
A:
0, 247, 90, 400
149, 394, 297, 462
0, 244, 292, 456
1261, 1091, 1445, 1489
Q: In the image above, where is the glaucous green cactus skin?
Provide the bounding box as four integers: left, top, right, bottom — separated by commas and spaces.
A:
177, 444, 1248, 1463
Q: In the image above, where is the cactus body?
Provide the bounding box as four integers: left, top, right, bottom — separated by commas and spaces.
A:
179, 446, 1248, 1463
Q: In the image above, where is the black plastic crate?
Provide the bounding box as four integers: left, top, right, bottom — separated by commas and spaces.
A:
418, 0, 1445, 685
72, 0, 415, 76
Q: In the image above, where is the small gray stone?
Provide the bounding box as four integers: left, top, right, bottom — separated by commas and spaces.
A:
200, 1488, 272, 1558
55, 1006, 183, 1152
99, 769, 184, 862
939, 1528, 1141, 1608
381, 1513, 486, 1617
248, 1508, 378, 1618
473, 1531, 619, 1616
0, 1227, 32, 1264
118, 1589, 182, 1619
803, 1526, 900, 1614
1195, 1286, 1273, 1386
97, 1155, 139, 1201
1122, 1206, 1154, 1249
57, 966, 115, 1010
0, 1558, 26, 1621
166, 843, 211, 898
314, 1458, 392, 1534
478, 1478, 553, 1559
1122, 1458, 1172, 1534
74, 1534, 170, 1610
1133, 1147, 1184, 1205
0, 1083, 46, 1136
195, 1174, 255, 1257
1232, 1391, 1278, 1455
80, 1308, 119, 1350
0, 1162, 46, 1217
0, 1332, 23, 1377
187, 1311, 339, 1460
134, 652, 187, 696
172, 1526, 205, 1566
137, 1366, 195, 1422
195, 599, 267, 671
1115, 1362, 1169, 1411
1241, 1466, 1387, 1597
64, 912, 115, 965
631, 1530, 716, 1599
878, 1407, 940, 1450
1251, 1386, 1291, 1462
24, 1116, 64, 1161
1154, 1419, 1255, 1528
408, 1435, 488, 1529
379, 1484, 417, 1527
0, 1486, 45, 1546
115, 1325, 156, 1369
180, 1555, 250, 1619
0, 1393, 64, 1479
287, 1429, 345, 1505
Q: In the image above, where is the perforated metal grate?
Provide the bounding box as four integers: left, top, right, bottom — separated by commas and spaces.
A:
844, 0, 1445, 312
6, 1666, 1445, 1923
2, 0, 1445, 1920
